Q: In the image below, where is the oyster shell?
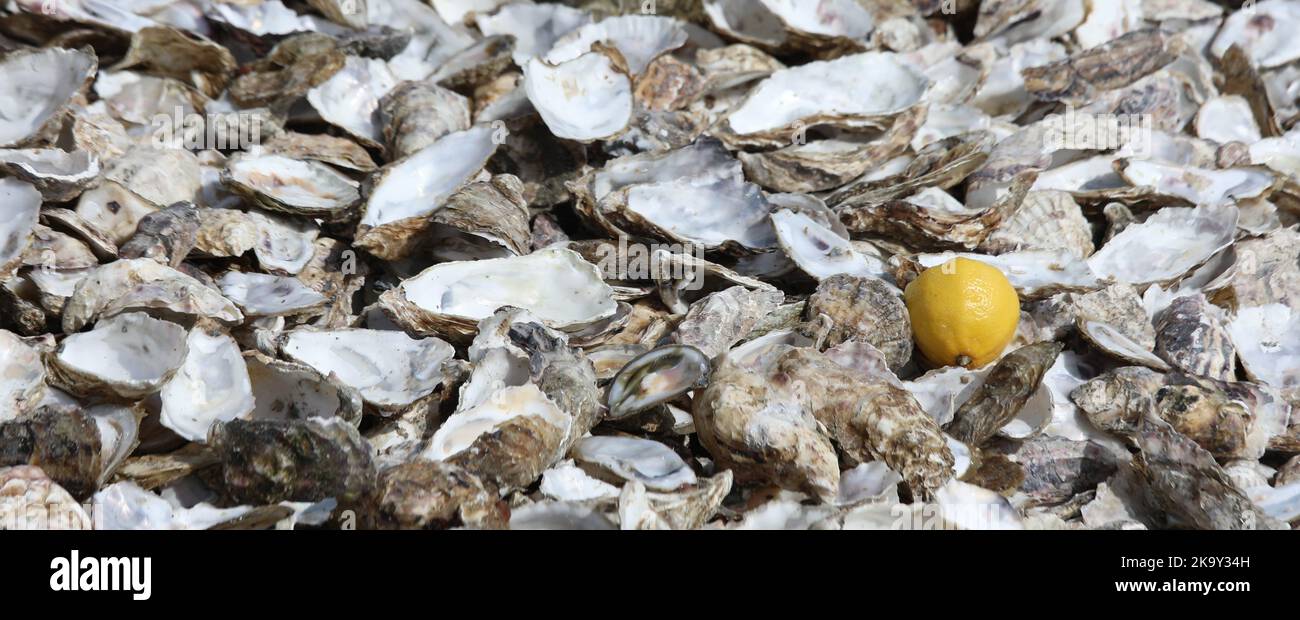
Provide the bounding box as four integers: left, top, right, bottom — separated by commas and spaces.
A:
719, 52, 929, 148
211, 417, 376, 506
379, 248, 617, 340
672, 286, 784, 359
0, 47, 97, 148
159, 328, 254, 443
805, 275, 912, 370
1087, 205, 1239, 287
572, 435, 697, 491
1135, 421, 1286, 530
606, 345, 710, 419
523, 48, 633, 142
947, 342, 1062, 446
0, 178, 41, 280
1153, 295, 1235, 381
48, 312, 188, 400
374, 461, 506, 530
0, 149, 100, 202
281, 328, 456, 413
378, 80, 471, 160
217, 272, 327, 318
421, 384, 571, 489
0, 405, 102, 499
222, 153, 360, 220
61, 258, 242, 333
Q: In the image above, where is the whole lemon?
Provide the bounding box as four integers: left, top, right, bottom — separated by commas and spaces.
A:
903, 257, 1020, 369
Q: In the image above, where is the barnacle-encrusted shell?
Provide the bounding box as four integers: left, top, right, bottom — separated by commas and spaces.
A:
374, 461, 506, 530
211, 417, 376, 506
804, 275, 912, 370
0, 405, 103, 500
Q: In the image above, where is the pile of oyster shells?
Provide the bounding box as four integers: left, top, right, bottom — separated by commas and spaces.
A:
1, 0, 1299, 530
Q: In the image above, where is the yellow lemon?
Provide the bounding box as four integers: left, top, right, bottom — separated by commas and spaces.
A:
903, 257, 1020, 369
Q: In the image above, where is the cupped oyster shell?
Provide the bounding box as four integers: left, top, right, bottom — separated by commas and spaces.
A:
47, 312, 189, 400
523, 47, 633, 142
0, 47, 97, 148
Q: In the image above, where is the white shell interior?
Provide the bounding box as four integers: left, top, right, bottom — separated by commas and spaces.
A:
227, 154, 359, 214
361, 125, 497, 227
160, 330, 255, 442
217, 271, 327, 317
55, 312, 189, 397
573, 435, 698, 491
282, 328, 456, 407
726, 52, 929, 136
423, 383, 570, 461
523, 52, 633, 142
399, 248, 617, 328
0, 48, 96, 147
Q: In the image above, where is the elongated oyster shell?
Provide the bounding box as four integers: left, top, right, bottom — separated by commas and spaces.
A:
211, 417, 376, 506
606, 345, 709, 420
1135, 421, 1286, 530
222, 153, 360, 220
573, 435, 697, 491
1087, 205, 1239, 286
354, 125, 497, 259
61, 258, 243, 333
380, 248, 618, 340
217, 272, 327, 318
719, 52, 929, 148
0, 149, 100, 202
947, 342, 1062, 446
